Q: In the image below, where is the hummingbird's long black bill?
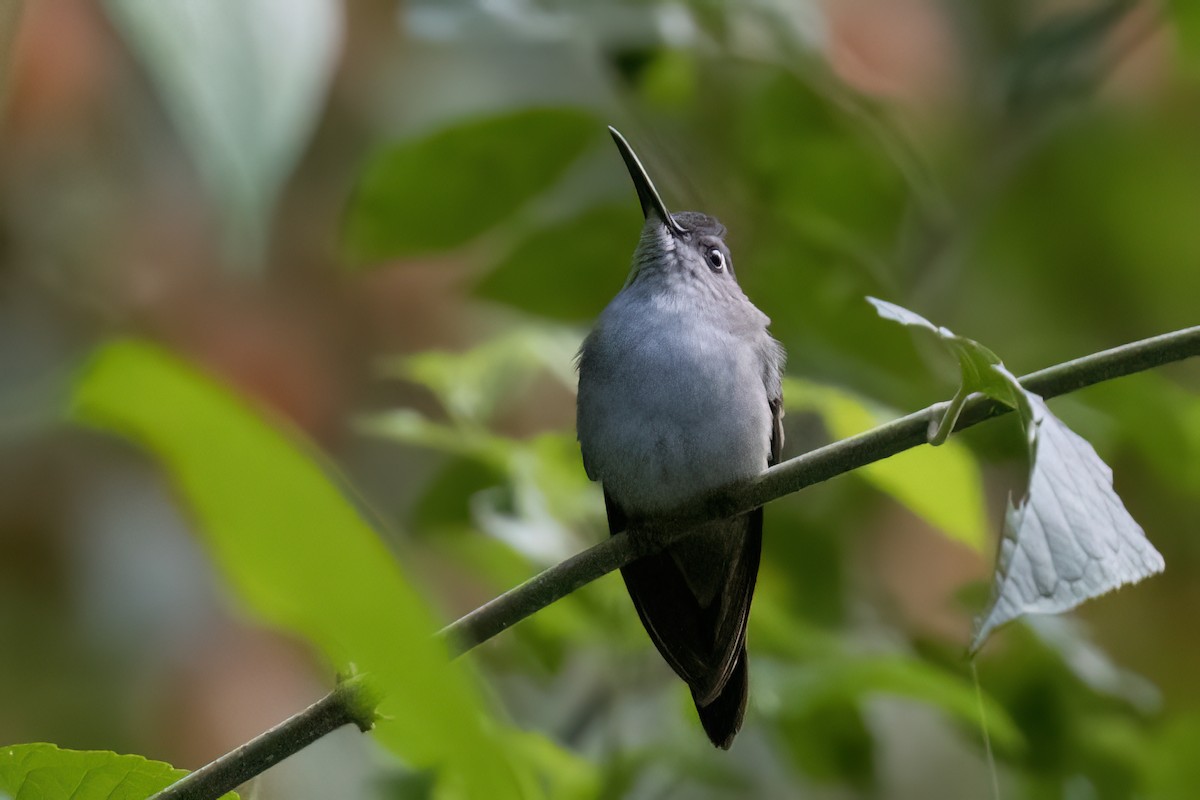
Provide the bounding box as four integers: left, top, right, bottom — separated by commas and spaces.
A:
608, 126, 686, 236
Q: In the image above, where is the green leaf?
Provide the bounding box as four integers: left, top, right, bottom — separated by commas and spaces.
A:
504, 732, 599, 800
773, 656, 1025, 755
776, 701, 873, 786
0, 743, 236, 800
1002, 1, 1131, 114
344, 108, 600, 263
1145, 714, 1200, 798
1169, 0, 1200, 69
754, 605, 1025, 754
369, 326, 605, 551
70, 341, 534, 800
104, 0, 340, 271
388, 325, 581, 424
868, 299, 1165, 652
783, 377, 989, 551
359, 410, 601, 560
475, 204, 642, 321
1026, 616, 1160, 711
1083, 372, 1200, 495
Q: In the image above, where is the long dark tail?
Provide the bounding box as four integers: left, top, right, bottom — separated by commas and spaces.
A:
695, 648, 749, 750
607, 492, 762, 748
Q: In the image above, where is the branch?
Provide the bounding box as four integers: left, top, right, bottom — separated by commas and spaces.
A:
149, 325, 1200, 800
148, 675, 379, 800
439, 324, 1200, 656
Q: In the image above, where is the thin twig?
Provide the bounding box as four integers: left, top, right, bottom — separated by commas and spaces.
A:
148, 675, 379, 800
439, 325, 1200, 656
150, 325, 1200, 800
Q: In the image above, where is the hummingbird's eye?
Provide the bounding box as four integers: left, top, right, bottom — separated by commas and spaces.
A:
706, 248, 726, 272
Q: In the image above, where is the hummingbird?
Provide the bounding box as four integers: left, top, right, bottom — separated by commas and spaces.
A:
576, 127, 785, 748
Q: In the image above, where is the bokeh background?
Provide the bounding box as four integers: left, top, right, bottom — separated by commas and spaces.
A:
2, 1, 1199, 798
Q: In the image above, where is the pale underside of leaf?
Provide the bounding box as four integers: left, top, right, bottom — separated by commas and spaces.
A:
971, 395, 1165, 651
104, 0, 341, 270
868, 297, 1165, 651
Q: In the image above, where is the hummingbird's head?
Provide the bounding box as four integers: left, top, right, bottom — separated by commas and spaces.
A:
609, 127, 738, 292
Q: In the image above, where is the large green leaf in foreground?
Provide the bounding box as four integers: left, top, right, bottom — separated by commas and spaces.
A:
0, 744, 235, 800
70, 340, 530, 799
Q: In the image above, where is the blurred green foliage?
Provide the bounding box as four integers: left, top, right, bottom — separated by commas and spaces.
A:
783, 376, 989, 550
477, 205, 644, 322
345, 109, 602, 264
71, 341, 577, 799
5, 1, 1200, 799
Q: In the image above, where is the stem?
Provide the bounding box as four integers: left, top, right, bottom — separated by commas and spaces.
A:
928, 385, 970, 446
149, 675, 378, 800
149, 325, 1200, 800
439, 324, 1200, 656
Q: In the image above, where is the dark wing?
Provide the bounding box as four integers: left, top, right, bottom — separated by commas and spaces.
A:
762, 333, 785, 467
608, 491, 762, 708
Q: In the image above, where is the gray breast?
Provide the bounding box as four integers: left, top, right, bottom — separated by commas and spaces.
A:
577, 296, 773, 515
